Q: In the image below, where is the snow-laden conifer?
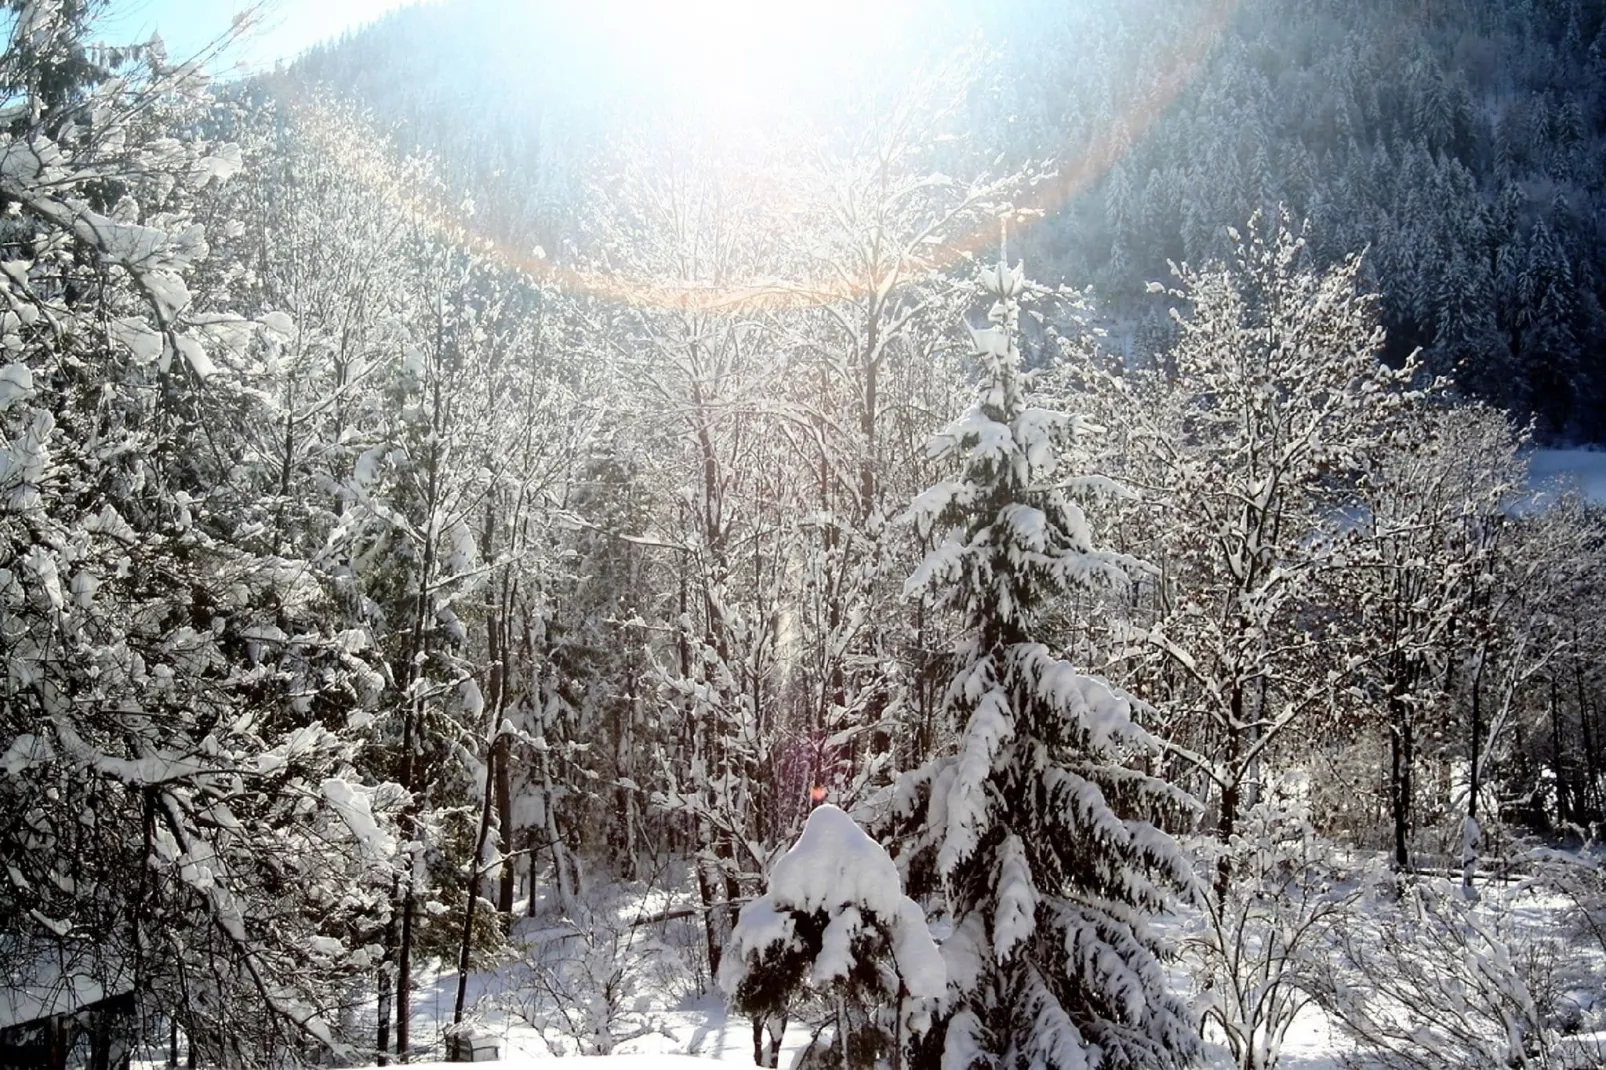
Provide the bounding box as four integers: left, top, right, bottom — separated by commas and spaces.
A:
892, 261, 1198, 1070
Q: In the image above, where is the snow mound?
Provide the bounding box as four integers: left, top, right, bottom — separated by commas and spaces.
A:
768, 804, 903, 918
719, 805, 946, 1001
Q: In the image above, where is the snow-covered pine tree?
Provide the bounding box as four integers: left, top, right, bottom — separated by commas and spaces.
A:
721, 804, 945, 1070
891, 261, 1197, 1070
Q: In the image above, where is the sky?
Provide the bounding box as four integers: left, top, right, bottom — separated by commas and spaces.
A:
97, 0, 422, 72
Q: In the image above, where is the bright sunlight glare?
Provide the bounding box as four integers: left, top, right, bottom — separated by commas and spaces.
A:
270, 0, 1241, 314
590, 0, 918, 125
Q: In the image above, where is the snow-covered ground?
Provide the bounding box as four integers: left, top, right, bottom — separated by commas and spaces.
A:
351, 970, 817, 1068
358, 1058, 743, 1070
337, 860, 1604, 1070
354, 952, 1353, 1070
1531, 447, 1606, 504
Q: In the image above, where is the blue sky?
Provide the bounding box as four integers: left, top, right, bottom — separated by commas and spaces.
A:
97, 0, 421, 72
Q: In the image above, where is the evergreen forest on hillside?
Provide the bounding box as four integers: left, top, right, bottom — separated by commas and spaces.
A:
3, 1, 1606, 1068
299, 0, 1606, 438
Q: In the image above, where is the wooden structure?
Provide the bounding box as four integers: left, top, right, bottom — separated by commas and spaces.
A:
445, 1027, 501, 1063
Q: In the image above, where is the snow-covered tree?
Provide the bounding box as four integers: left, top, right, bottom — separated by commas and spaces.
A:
889, 260, 1198, 1070
1339, 404, 1529, 871
721, 804, 944, 1070
0, 10, 399, 1064
1104, 212, 1416, 897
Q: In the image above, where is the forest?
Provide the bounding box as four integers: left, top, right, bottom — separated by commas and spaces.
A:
1, 0, 1605, 1068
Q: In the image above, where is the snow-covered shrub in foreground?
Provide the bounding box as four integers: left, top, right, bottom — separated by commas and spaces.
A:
1308, 877, 1606, 1069
508, 879, 699, 1057
720, 804, 944, 1069
1189, 802, 1364, 1070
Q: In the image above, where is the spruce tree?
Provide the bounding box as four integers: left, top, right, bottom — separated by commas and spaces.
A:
892, 261, 1197, 1070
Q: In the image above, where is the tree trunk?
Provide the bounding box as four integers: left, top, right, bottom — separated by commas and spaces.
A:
1214, 777, 1240, 903
1214, 685, 1246, 902
721, 836, 742, 958
1550, 674, 1569, 826
618, 692, 640, 880
482, 532, 518, 919
533, 822, 546, 918
540, 765, 575, 917
396, 869, 417, 1061
1389, 717, 1408, 871
837, 994, 849, 1070
393, 683, 425, 1063
48, 1015, 69, 1070
766, 1015, 786, 1069
495, 733, 514, 914
1387, 673, 1415, 872
454, 723, 500, 1031
1463, 642, 1488, 900
1576, 651, 1599, 820
377, 878, 396, 1064
859, 296, 880, 522
893, 983, 905, 1070
696, 853, 722, 985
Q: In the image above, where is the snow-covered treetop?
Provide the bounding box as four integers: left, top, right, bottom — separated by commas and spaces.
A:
766, 803, 907, 918
719, 804, 946, 1004
903, 259, 1143, 642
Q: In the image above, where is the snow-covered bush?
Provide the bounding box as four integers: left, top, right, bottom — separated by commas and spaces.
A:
720, 804, 944, 1069
1311, 879, 1568, 1068
1521, 847, 1606, 1051
1189, 802, 1364, 1070
508, 880, 691, 1056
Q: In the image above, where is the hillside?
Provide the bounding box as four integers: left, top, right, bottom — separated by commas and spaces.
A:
292, 0, 1606, 439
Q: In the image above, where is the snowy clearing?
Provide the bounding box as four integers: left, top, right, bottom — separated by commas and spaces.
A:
1531, 448, 1606, 504
328, 859, 1605, 1070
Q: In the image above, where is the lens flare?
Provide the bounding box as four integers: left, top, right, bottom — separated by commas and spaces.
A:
281, 0, 1240, 313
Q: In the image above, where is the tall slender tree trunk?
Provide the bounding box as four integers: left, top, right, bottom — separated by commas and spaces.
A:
1214, 685, 1246, 902
494, 733, 514, 913
1576, 650, 1599, 819
695, 855, 722, 985
1387, 663, 1416, 872
1388, 714, 1409, 871
526, 828, 540, 919
1550, 674, 1569, 826
1463, 642, 1488, 900
377, 885, 395, 1064
858, 302, 879, 522
618, 690, 640, 880
453, 722, 499, 1030
396, 861, 417, 1061
837, 994, 849, 1070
